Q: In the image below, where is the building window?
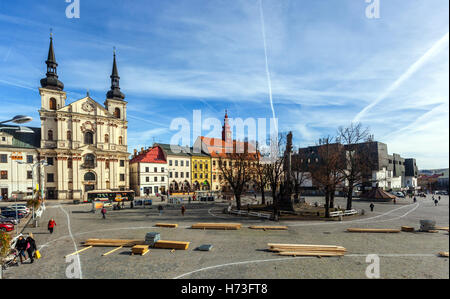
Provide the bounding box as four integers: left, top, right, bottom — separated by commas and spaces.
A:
180, 172, 184, 178
154, 167, 157, 173
27, 171, 33, 180
146, 177, 149, 182
47, 157, 54, 166
175, 160, 178, 167
169, 160, 172, 166
213, 160, 216, 166
1, 154, 7, 163
67, 131, 72, 141
84, 154, 95, 168
27, 155, 33, 164
84, 131, 94, 145
200, 173, 203, 179
194, 163, 197, 169
205, 164, 208, 170
105, 134, 109, 143
114, 108, 121, 118
49, 98, 57, 110
186, 161, 189, 167
161, 177, 165, 182
186, 172, 189, 178
84, 172, 96, 181
175, 172, 178, 178
194, 173, 197, 179
154, 177, 157, 182
118, 136, 123, 145
0, 171, 8, 179
106, 160, 110, 169
180, 161, 184, 167
47, 173, 54, 183
161, 167, 165, 173
145, 167, 149, 172
48, 130, 53, 141
120, 160, 125, 167
120, 174, 125, 181
170, 172, 173, 178
68, 158, 73, 169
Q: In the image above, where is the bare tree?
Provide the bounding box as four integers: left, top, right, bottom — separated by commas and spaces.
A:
254, 142, 269, 205
263, 133, 287, 219
337, 123, 375, 210
291, 148, 311, 199
217, 144, 257, 210
308, 137, 346, 218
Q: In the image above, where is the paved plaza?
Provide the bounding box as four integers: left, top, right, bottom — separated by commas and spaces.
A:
2, 195, 448, 279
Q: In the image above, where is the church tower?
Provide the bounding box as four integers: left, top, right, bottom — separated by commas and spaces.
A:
105, 50, 127, 122
222, 110, 232, 142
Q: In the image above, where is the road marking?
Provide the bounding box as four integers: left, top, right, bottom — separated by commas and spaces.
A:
58, 205, 83, 279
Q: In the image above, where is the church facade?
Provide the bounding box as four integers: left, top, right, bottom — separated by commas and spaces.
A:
37, 36, 130, 200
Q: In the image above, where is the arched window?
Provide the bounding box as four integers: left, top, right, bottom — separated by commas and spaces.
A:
49, 98, 57, 110
84, 172, 96, 181
84, 154, 95, 168
84, 131, 94, 145
114, 108, 121, 118
105, 134, 109, 143
48, 130, 53, 141
118, 136, 123, 145
67, 131, 72, 141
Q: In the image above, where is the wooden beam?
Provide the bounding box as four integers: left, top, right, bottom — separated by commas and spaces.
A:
65, 246, 93, 258
102, 246, 123, 256
347, 228, 400, 233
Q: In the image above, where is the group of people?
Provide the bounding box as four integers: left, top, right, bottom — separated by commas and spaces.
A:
14, 234, 37, 264
156, 204, 186, 216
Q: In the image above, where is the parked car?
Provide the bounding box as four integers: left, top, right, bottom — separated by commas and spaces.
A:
0, 222, 14, 232
7, 204, 30, 214
1, 209, 25, 219
0, 215, 19, 225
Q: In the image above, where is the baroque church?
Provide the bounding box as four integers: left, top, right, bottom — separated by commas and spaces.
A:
38, 36, 130, 200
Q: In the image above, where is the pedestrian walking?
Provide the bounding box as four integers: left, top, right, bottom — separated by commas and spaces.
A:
101, 207, 107, 219
181, 205, 186, 216
15, 236, 27, 264
26, 233, 36, 264
393, 198, 397, 205
439, 196, 441, 201
158, 205, 163, 216
370, 203, 375, 212
434, 199, 439, 206
413, 196, 417, 203
48, 218, 56, 234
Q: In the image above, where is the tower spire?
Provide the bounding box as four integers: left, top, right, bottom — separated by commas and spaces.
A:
106, 48, 125, 101
40, 32, 64, 91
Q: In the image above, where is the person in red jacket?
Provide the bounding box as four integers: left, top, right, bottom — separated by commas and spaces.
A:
48, 218, 56, 234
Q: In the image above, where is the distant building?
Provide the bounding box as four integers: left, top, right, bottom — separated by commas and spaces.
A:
0, 125, 41, 199
418, 169, 449, 192
129, 146, 168, 196
155, 143, 192, 193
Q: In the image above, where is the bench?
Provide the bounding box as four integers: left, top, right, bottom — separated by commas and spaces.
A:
344, 209, 358, 216
329, 211, 344, 217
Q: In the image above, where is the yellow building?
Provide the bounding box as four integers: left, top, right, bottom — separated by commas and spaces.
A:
190, 150, 211, 191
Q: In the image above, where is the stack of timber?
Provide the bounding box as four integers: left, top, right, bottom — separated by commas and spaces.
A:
131, 245, 149, 256
155, 223, 178, 228
435, 226, 449, 232
191, 223, 242, 230
347, 228, 400, 233
268, 243, 346, 257
153, 240, 190, 250
83, 239, 146, 247
401, 226, 415, 232
438, 252, 449, 258
249, 226, 288, 231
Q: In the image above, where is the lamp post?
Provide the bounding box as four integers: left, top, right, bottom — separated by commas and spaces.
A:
0, 115, 33, 125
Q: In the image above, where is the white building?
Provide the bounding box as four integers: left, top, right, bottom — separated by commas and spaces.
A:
130, 146, 169, 196
0, 126, 41, 200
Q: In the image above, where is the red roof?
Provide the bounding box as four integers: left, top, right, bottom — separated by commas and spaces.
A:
130, 146, 167, 164
200, 137, 259, 159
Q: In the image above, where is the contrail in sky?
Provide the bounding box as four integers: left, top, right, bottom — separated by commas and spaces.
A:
354, 32, 449, 123
259, 0, 278, 134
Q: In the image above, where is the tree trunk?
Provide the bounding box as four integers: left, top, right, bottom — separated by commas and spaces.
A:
324, 189, 330, 218
329, 189, 335, 209
261, 188, 266, 205
346, 181, 354, 210
235, 193, 241, 210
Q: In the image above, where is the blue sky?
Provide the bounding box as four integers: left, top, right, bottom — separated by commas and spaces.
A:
0, 0, 448, 169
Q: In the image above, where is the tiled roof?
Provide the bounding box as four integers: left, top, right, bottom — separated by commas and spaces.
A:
155, 143, 191, 157
130, 146, 167, 164
199, 137, 259, 159
0, 125, 41, 149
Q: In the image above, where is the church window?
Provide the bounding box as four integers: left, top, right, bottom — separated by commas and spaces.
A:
105, 134, 109, 143
84, 154, 95, 168
48, 130, 53, 141
49, 98, 57, 110
114, 108, 121, 118
118, 136, 123, 145
84, 172, 96, 181
67, 131, 72, 141
84, 131, 94, 145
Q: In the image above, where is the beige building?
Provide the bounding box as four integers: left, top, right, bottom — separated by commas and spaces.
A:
155, 144, 192, 193
37, 37, 129, 200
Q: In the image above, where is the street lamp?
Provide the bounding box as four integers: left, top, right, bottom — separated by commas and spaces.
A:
0, 115, 33, 125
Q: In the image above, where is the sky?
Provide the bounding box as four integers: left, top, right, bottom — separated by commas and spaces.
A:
0, 0, 448, 169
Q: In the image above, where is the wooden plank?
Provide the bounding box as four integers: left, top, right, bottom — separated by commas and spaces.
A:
153, 240, 190, 250
155, 223, 178, 228
278, 251, 345, 257
102, 246, 123, 256
435, 227, 449, 231
192, 223, 242, 230
438, 252, 449, 257
401, 226, 415, 232
84, 240, 146, 247
268, 243, 345, 249
65, 246, 93, 258
249, 226, 288, 230
347, 228, 400, 233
